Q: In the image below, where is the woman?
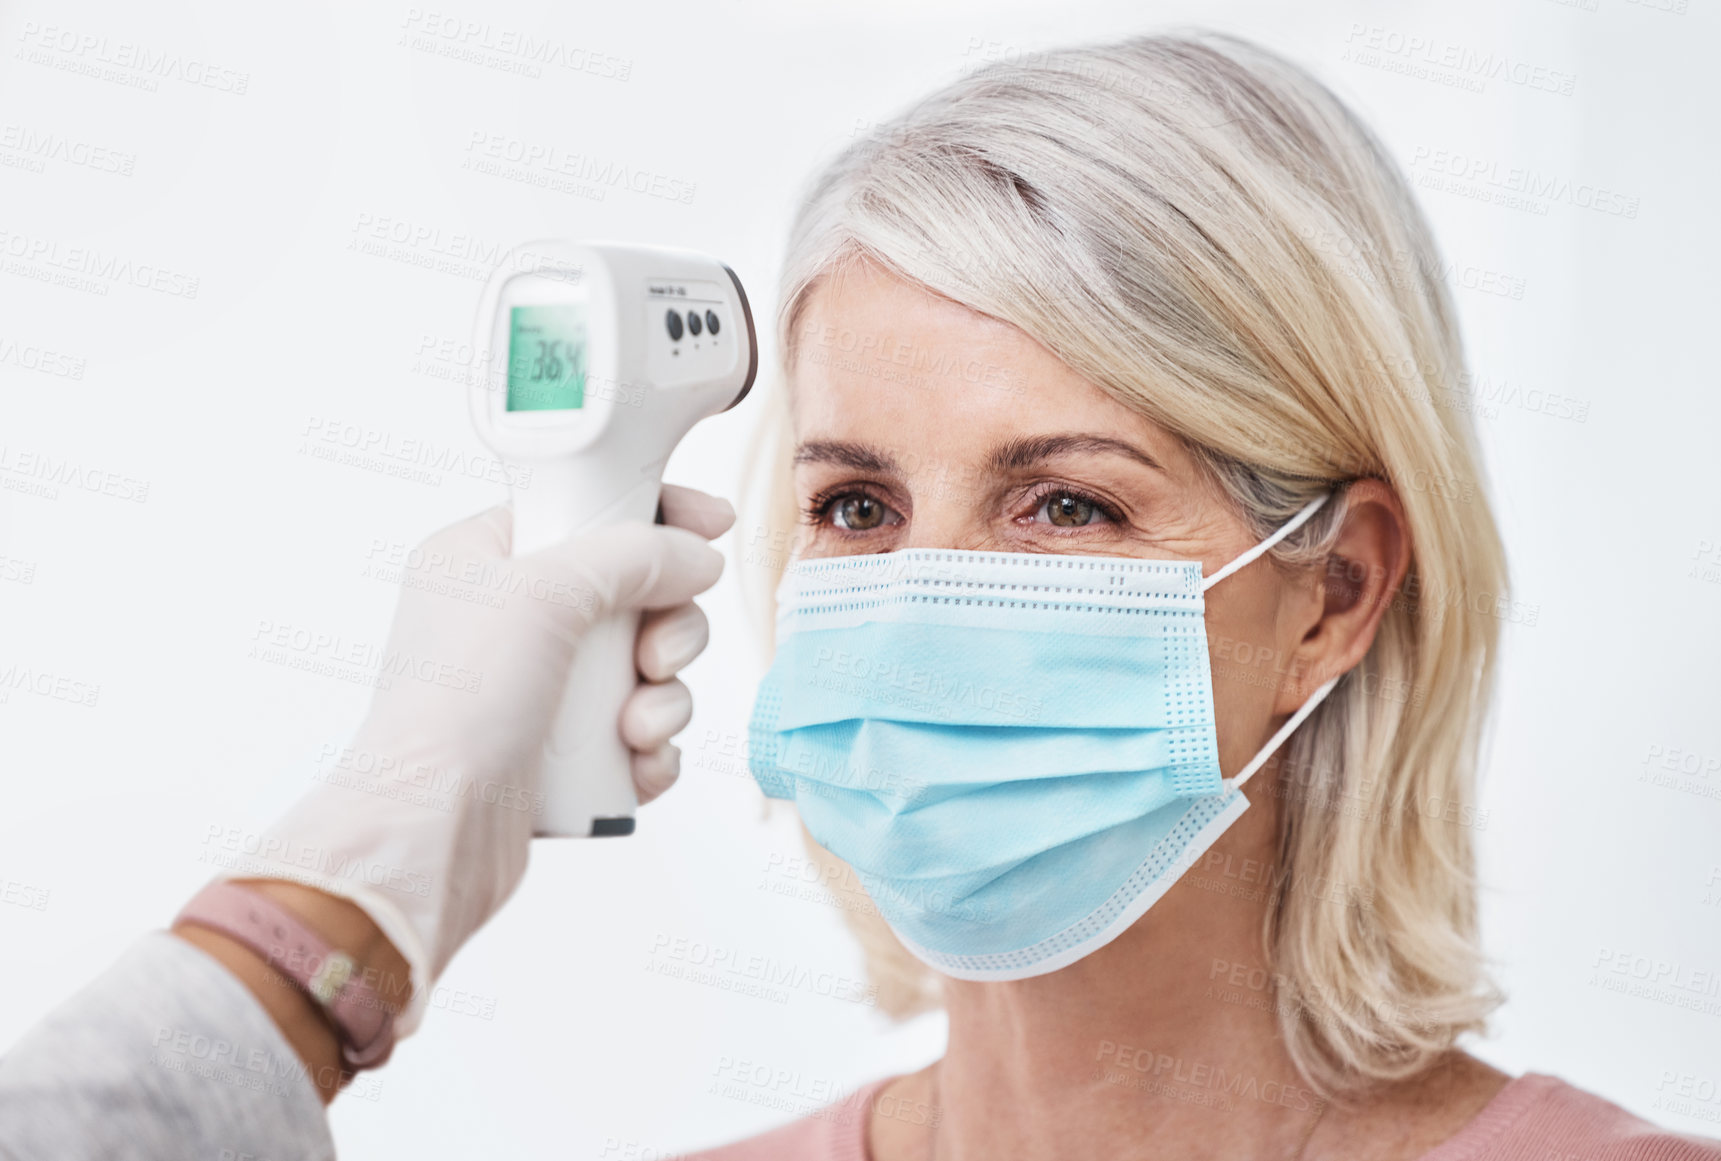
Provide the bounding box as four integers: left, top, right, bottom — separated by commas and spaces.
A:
685, 31, 1721, 1161
0, 28, 1713, 1161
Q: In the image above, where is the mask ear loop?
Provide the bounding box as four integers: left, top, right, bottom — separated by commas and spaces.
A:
1199, 492, 1333, 593
1197, 491, 1340, 789
1224, 674, 1340, 790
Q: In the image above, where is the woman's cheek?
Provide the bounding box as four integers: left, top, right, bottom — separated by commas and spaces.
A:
1203, 611, 1287, 773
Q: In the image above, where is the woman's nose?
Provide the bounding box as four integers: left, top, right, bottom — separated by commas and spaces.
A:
895, 497, 1007, 553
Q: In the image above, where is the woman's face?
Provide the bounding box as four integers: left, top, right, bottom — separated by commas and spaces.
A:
787, 259, 1399, 780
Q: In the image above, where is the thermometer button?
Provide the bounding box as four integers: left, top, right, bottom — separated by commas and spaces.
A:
686, 309, 703, 337
705, 310, 720, 335
665, 309, 684, 341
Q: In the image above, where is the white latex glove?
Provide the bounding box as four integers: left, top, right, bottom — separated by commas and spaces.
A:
222, 485, 734, 1035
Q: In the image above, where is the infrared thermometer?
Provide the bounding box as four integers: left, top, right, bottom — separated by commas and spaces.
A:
469, 240, 757, 838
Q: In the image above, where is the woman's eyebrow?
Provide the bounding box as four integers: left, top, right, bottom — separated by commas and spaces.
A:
792, 439, 900, 473
987, 433, 1164, 473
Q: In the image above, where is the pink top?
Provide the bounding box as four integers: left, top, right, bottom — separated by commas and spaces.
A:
683, 1073, 1721, 1161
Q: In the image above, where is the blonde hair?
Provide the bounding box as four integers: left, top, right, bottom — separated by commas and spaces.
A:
738, 30, 1506, 1096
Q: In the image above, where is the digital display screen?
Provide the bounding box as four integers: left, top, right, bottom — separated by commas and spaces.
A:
506, 304, 586, 411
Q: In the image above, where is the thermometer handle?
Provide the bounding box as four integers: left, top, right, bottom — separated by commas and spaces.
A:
538, 612, 642, 836
513, 463, 663, 838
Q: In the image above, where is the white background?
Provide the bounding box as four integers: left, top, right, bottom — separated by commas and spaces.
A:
2, 0, 1719, 1155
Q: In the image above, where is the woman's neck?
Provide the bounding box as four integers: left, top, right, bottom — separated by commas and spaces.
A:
940, 875, 1318, 1159
864, 793, 1510, 1161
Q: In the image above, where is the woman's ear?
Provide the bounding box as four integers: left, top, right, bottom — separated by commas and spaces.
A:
1276, 479, 1411, 714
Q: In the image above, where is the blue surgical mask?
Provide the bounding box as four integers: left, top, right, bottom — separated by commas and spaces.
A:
747, 495, 1337, 981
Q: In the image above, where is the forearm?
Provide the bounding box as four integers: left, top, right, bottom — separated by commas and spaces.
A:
0, 882, 408, 1159
0, 932, 337, 1161
171, 879, 414, 1105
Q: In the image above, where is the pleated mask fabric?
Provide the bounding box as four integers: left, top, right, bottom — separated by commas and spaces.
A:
747, 497, 1336, 980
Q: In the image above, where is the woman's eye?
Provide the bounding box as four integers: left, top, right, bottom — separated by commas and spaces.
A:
1037, 492, 1103, 527
832, 493, 893, 530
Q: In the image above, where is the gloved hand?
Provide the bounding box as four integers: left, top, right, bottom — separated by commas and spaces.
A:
221, 485, 734, 1035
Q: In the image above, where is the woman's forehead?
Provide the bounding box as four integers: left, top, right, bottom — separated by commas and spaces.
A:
789, 267, 1191, 476
792, 260, 1024, 366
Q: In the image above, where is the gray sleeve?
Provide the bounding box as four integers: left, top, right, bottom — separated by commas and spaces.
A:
0, 930, 338, 1161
